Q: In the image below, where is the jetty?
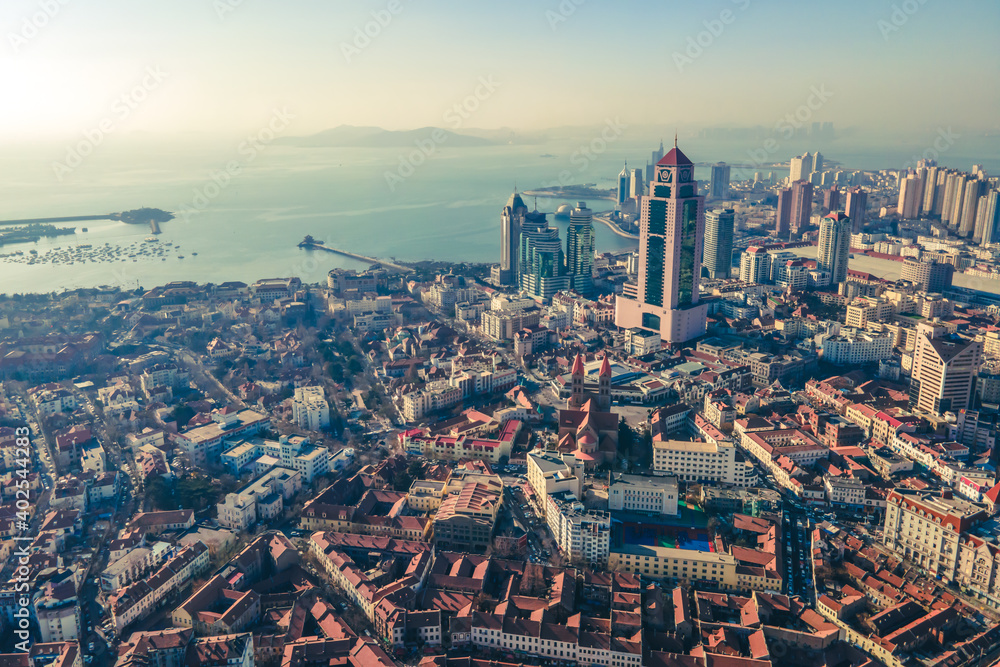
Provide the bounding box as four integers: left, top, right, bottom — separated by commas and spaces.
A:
298, 238, 411, 273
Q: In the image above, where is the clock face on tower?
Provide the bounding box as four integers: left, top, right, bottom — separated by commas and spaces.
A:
679, 168, 691, 182
659, 168, 672, 183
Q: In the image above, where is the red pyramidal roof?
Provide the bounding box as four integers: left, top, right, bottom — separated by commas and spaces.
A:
656, 146, 693, 166
599, 356, 611, 377
571, 354, 585, 376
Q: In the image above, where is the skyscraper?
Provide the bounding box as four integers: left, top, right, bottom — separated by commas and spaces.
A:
617, 162, 631, 206
645, 140, 665, 188
790, 180, 814, 232
630, 168, 644, 200
775, 187, 792, 240
812, 151, 823, 174
519, 218, 568, 302
847, 187, 868, 234
703, 208, 735, 279
566, 202, 595, 297
817, 211, 851, 285
709, 162, 731, 200
615, 140, 708, 344
498, 189, 528, 285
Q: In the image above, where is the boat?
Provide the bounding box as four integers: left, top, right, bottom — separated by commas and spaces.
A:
178, 255, 184, 259
191, 252, 198, 256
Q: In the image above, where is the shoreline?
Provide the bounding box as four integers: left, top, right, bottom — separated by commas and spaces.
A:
593, 214, 639, 240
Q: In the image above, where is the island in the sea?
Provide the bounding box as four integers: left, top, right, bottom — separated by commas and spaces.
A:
112, 208, 175, 225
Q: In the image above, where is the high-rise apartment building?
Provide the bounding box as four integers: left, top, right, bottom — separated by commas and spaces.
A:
975, 189, 1000, 246
845, 187, 868, 234
817, 211, 851, 285
566, 202, 595, 297
703, 208, 735, 279
775, 187, 792, 239
789, 153, 812, 182
921, 166, 939, 215
822, 186, 840, 212
958, 179, 984, 237
900, 258, 954, 293
709, 162, 731, 199
790, 180, 814, 232
898, 176, 922, 219
615, 141, 708, 344
909, 324, 982, 416
812, 151, 823, 174
739, 247, 770, 284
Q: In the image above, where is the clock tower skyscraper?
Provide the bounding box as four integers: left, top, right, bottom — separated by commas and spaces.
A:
615, 139, 708, 344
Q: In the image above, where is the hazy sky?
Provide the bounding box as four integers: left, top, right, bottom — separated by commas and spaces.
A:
2, 0, 999, 143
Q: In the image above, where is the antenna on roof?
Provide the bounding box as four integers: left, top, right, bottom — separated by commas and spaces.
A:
674, 132, 678, 148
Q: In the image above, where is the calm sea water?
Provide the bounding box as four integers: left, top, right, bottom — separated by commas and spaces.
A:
1, 134, 997, 295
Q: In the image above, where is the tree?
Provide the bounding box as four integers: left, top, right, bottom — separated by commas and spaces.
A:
392, 471, 414, 492
172, 404, 195, 429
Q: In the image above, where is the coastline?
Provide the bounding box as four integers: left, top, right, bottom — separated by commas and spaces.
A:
593, 214, 639, 240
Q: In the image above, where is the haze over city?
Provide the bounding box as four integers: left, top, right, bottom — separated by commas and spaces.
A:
3, 0, 999, 145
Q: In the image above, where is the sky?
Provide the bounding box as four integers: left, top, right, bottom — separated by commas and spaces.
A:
2, 0, 999, 144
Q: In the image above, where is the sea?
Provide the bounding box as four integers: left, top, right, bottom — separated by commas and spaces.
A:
2, 133, 999, 295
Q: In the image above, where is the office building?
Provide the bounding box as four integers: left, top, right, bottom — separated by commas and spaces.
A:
630, 168, 644, 200
645, 139, 665, 187
615, 140, 708, 343
652, 438, 750, 486
775, 187, 792, 239
739, 247, 770, 284
527, 451, 584, 517
566, 202, 595, 297
609, 473, 678, 516
709, 162, 731, 199
812, 151, 823, 174
519, 219, 569, 302
845, 187, 868, 234
909, 324, 982, 416
790, 180, 814, 232
617, 162, 631, 205
817, 212, 851, 285
498, 189, 528, 285
900, 258, 954, 292
703, 208, 735, 279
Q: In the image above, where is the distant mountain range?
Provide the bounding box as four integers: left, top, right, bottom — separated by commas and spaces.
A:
275, 125, 498, 148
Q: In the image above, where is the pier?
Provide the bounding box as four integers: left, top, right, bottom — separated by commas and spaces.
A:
298, 239, 411, 273
0, 214, 111, 227
149, 219, 161, 234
